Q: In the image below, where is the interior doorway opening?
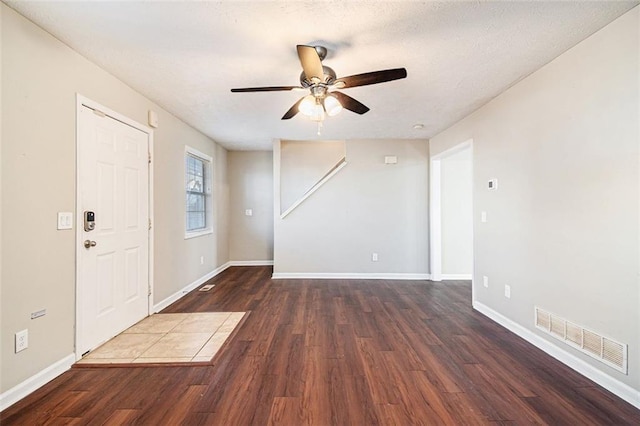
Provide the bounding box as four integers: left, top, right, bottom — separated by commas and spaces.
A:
430, 140, 473, 285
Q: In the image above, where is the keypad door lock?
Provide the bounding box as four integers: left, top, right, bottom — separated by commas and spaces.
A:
84, 211, 95, 232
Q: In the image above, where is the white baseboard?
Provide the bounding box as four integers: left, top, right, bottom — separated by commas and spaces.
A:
153, 261, 232, 312
0, 353, 75, 412
441, 274, 472, 280
473, 301, 640, 409
272, 272, 431, 280
228, 260, 274, 266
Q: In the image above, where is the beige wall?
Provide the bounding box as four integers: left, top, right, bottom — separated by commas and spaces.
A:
280, 140, 345, 214
431, 8, 639, 391
0, 5, 228, 392
274, 139, 429, 275
441, 147, 473, 275
228, 151, 274, 262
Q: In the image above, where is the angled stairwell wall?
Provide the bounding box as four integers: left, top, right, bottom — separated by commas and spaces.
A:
273, 139, 430, 278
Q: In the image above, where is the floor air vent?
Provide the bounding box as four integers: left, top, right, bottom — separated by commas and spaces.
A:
534, 307, 627, 374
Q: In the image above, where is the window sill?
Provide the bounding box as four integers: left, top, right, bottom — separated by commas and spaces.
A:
184, 228, 213, 240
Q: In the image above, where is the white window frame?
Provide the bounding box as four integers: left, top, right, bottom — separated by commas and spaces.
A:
184, 146, 213, 239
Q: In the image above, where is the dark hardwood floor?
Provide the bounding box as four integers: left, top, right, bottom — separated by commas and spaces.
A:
2, 266, 639, 425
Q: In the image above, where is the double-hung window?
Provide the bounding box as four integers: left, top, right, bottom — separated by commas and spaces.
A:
185, 146, 213, 238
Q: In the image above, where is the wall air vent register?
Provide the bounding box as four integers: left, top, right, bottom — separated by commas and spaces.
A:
535, 307, 627, 374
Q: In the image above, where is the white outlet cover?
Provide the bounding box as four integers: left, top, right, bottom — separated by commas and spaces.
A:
15, 329, 28, 352
483, 276, 489, 288
504, 285, 511, 298
372, 253, 379, 262
245, 209, 253, 216
481, 211, 487, 223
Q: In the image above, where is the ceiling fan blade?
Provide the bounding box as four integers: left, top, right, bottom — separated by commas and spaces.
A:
332, 91, 370, 115
231, 86, 301, 93
282, 97, 304, 120
297, 45, 324, 82
336, 68, 407, 89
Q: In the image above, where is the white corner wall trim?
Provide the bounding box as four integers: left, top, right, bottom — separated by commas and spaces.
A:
272, 272, 431, 280
473, 301, 640, 409
441, 274, 472, 280
228, 260, 274, 266
152, 262, 232, 312
0, 353, 75, 411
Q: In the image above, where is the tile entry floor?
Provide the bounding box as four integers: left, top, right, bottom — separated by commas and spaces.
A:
76, 312, 246, 364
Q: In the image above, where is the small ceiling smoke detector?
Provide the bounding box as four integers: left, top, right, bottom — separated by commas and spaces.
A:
413, 123, 424, 130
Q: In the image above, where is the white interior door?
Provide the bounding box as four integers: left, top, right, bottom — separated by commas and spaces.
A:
78, 104, 150, 356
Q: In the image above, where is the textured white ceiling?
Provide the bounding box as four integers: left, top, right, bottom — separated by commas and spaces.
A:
6, 1, 637, 150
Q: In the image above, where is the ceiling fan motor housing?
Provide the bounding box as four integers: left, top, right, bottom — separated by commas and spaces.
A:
300, 65, 337, 87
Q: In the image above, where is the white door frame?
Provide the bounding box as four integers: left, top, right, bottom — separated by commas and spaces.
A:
429, 139, 473, 285
75, 94, 154, 360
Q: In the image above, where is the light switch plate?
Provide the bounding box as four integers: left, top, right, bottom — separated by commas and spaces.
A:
245, 209, 253, 216
481, 211, 487, 223
57, 212, 73, 230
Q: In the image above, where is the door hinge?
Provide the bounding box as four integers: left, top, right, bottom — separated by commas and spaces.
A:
148, 152, 151, 164
148, 218, 152, 230
93, 109, 106, 118
148, 286, 152, 297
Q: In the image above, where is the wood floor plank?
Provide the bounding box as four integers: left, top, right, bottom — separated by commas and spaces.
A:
380, 350, 457, 424
2, 266, 639, 425
300, 348, 333, 425
356, 337, 402, 405
100, 409, 140, 426
267, 397, 304, 426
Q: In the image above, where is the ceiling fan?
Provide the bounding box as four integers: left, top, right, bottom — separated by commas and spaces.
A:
231, 45, 407, 122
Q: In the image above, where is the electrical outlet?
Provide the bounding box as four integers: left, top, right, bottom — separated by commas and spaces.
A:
481, 211, 487, 223
15, 329, 28, 353
371, 253, 379, 262
504, 284, 511, 299
483, 276, 489, 288
200, 256, 204, 265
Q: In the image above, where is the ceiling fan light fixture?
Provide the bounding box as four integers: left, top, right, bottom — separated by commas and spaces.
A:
324, 95, 343, 117
299, 95, 326, 121
310, 101, 325, 122
298, 95, 317, 116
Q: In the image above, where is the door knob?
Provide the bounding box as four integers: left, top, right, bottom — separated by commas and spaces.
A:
84, 240, 97, 249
